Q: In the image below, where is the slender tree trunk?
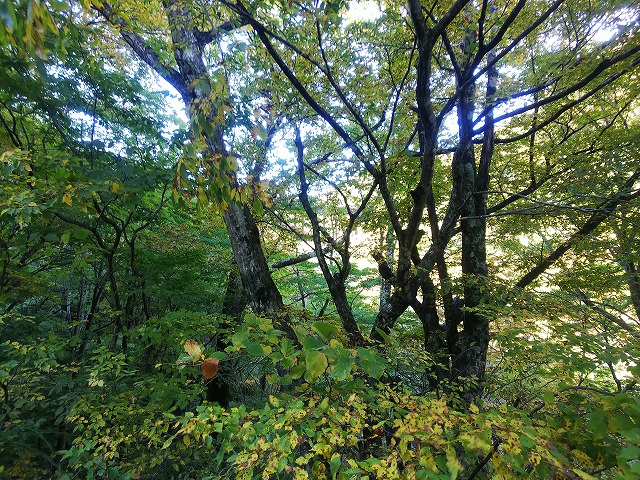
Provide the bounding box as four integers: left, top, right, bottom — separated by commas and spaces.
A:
379, 227, 395, 311
77, 279, 105, 358
620, 261, 640, 322
296, 132, 366, 346
106, 244, 124, 352
207, 265, 247, 407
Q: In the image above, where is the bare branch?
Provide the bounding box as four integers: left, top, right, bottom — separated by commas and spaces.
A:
271, 246, 334, 269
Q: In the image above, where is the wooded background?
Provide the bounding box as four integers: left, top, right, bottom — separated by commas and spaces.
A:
1, 0, 639, 478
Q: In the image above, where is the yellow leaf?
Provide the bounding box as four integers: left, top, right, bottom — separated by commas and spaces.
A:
63, 193, 73, 206
111, 182, 121, 194
35, 46, 48, 60
184, 339, 202, 361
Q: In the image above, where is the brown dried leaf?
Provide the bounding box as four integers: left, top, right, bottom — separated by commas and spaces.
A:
202, 357, 219, 380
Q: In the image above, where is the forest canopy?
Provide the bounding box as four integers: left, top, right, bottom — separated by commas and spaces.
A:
1, 0, 639, 478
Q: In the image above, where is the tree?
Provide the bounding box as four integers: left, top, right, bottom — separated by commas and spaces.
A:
192, 0, 639, 396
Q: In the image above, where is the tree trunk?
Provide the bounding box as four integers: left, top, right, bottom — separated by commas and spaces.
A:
159, 1, 291, 333
224, 202, 284, 315
296, 132, 367, 346
379, 227, 395, 312
620, 260, 640, 322
207, 265, 247, 407
450, 69, 490, 400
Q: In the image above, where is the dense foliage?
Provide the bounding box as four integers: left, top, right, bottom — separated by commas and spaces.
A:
1, 0, 639, 478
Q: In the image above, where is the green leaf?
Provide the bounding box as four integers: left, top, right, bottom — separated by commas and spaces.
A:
210, 351, 228, 360
231, 331, 248, 347
374, 328, 393, 345
290, 363, 306, 380
329, 347, 353, 381
619, 445, 640, 461
357, 347, 385, 379
587, 411, 607, 439
246, 342, 269, 356
253, 197, 264, 216
201, 120, 214, 137
520, 434, 536, 448
302, 336, 326, 351
330, 453, 342, 477
311, 321, 340, 342
306, 350, 328, 378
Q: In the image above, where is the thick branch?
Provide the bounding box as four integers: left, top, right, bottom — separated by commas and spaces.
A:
271, 246, 334, 269
93, 1, 188, 101
516, 169, 640, 289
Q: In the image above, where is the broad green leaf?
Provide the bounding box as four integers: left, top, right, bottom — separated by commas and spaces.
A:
311, 321, 340, 342
357, 347, 385, 379
587, 411, 607, 439
246, 341, 270, 356
329, 347, 353, 381
306, 350, 328, 378
290, 363, 306, 380
302, 336, 325, 351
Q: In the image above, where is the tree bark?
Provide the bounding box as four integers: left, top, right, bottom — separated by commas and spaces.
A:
379, 228, 395, 312
623, 261, 640, 322
224, 202, 284, 316
158, 1, 292, 334
207, 265, 248, 407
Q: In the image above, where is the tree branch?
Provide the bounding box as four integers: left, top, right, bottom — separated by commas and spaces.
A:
271, 246, 335, 269
477, 47, 640, 134
93, 1, 188, 102
516, 169, 640, 289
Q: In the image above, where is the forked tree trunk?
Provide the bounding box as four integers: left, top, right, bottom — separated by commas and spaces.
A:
158, 1, 290, 330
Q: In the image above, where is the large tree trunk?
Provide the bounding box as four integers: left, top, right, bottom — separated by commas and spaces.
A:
450, 73, 487, 388
224, 202, 284, 315
159, 1, 289, 329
